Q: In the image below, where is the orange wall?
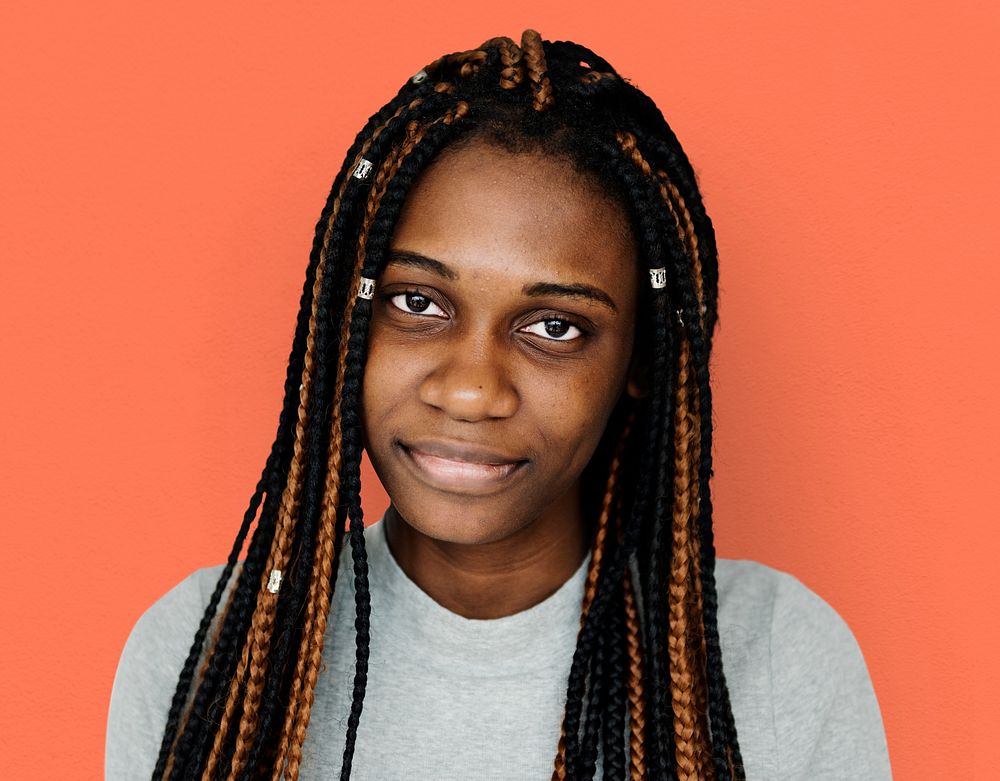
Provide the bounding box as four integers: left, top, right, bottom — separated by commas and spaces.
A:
1, 2, 997, 778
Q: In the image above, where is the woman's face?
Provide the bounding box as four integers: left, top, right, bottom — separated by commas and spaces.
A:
361, 139, 643, 546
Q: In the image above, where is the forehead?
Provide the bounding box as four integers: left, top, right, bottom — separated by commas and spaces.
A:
387, 142, 639, 295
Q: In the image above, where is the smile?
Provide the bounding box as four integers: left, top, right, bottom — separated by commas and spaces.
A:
397, 440, 528, 495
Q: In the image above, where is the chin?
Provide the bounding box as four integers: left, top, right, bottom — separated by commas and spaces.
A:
391, 497, 528, 546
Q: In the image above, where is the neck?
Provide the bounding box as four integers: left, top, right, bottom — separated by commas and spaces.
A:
382, 497, 590, 620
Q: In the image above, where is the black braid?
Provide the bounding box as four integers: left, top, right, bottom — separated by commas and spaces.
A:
166, 229, 324, 776
151, 178, 329, 776
600, 585, 628, 781
647, 304, 679, 781
336, 302, 373, 781
168, 467, 278, 776
150, 464, 268, 779
607, 140, 689, 781
555, 128, 691, 780
332, 113, 473, 780
239, 92, 450, 778
685, 291, 745, 781
575, 612, 610, 781
199, 117, 394, 772
153, 79, 445, 780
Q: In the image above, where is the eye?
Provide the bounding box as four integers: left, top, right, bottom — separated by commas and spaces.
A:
520, 317, 585, 342
387, 290, 447, 318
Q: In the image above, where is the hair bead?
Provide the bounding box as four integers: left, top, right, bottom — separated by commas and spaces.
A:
352, 158, 374, 180
357, 276, 376, 300
649, 267, 667, 289
266, 569, 282, 594
411, 69, 428, 84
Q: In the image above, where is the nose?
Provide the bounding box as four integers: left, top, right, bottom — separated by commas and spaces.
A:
417, 333, 520, 422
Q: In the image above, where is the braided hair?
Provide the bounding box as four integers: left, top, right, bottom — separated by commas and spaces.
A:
151, 29, 745, 781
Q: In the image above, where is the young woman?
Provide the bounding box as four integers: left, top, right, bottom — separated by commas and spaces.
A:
105, 30, 892, 781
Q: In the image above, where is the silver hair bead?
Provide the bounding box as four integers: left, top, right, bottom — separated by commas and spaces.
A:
353, 158, 374, 180
649, 267, 667, 289
266, 569, 282, 594
358, 276, 376, 300
411, 69, 428, 84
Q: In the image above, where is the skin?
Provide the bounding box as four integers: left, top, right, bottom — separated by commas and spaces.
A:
360, 138, 648, 619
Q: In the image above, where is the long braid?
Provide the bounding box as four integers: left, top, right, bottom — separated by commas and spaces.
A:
600, 433, 635, 781
155, 77, 446, 780
249, 92, 465, 781
204, 108, 379, 781
330, 103, 472, 781
576, 593, 613, 780
624, 570, 648, 781
598, 136, 683, 781
559, 138, 680, 777
613, 124, 748, 780
577, 422, 633, 780
336, 118, 435, 781
255, 97, 468, 781
162, 560, 243, 780
687, 299, 744, 780
653, 155, 714, 780
667, 334, 702, 781
223, 85, 468, 781
240, 126, 419, 778
263, 97, 442, 781
153, 471, 265, 780
566, 126, 696, 772
637, 294, 676, 781
166, 286, 324, 778
687, 367, 711, 779
154, 217, 321, 777
553, 411, 633, 781
615, 129, 717, 780
601, 592, 629, 781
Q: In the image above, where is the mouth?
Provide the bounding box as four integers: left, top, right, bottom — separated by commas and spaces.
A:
396, 439, 528, 495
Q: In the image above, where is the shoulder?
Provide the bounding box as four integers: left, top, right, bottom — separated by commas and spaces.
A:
714, 558, 893, 779
714, 557, 860, 658
124, 562, 234, 650
716, 558, 874, 697
105, 562, 235, 780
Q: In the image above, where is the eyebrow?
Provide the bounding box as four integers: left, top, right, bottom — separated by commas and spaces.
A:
386, 250, 618, 312
388, 250, 458, 280
522, 281, 618, 313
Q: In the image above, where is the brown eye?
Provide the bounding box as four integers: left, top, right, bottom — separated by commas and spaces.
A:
521, 318, 584, 342
387, 291, 446, 318
403, 292, 429, 312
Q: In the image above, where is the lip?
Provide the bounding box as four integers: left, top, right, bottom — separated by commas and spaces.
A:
396, 438, 528, 495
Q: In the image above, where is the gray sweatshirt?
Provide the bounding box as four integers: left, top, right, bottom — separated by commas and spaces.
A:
105, 517, 892, 779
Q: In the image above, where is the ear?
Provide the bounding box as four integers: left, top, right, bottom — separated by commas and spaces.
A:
625, 345, 650, 399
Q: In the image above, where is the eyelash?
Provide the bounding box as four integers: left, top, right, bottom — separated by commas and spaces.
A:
383, 289, 589, 343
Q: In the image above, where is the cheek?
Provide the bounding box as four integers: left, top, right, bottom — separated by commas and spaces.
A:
360, 328, 395, 431
529, 361, 623, 467
360, 324, 424, 435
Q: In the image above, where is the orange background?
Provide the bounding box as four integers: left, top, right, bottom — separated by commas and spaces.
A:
2, 2, 997, 778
